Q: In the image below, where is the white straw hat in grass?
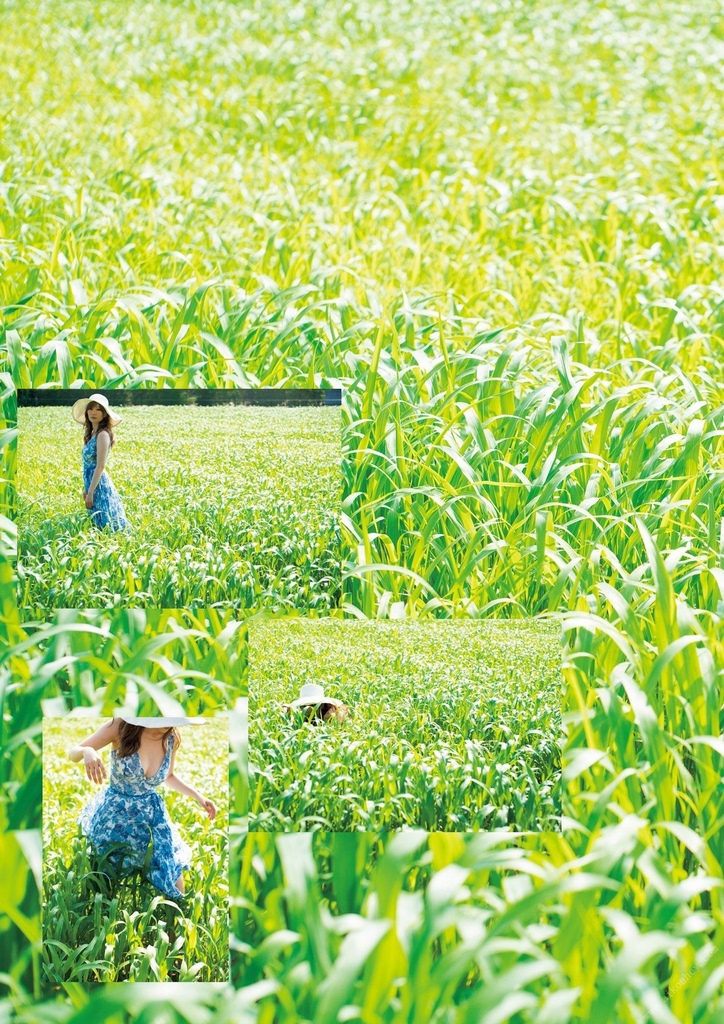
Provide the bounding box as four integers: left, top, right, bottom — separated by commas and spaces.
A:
289, 683, 343, 708
71, 392, 123, 426
113, 711, 207, 727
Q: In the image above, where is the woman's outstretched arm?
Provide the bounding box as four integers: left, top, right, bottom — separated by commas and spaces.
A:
68, 717, 119, 784
84, 430, 111, 508
165, 744, 217, 820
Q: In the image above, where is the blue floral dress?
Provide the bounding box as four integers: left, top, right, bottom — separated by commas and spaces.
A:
78, 735, 191, 900
82, 432, 128, 532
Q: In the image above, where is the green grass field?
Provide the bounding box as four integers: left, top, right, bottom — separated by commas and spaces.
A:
234, 831, 592, 1018
1, 0, 724, 1019
17, 404, 340, 611
249, 620, 561, 831
42, 718, 229, 983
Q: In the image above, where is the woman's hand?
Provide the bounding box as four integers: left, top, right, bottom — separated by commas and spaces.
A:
84, 490, 95, 509
82, 747, 106, 784
197, 796, 217, 821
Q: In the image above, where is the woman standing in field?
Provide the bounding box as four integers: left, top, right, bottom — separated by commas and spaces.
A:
71, 393, 128, 532
68, 714, 217, 900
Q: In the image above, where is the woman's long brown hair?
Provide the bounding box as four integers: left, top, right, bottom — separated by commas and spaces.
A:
116, 720, 181, 760
83, 401, 116, 446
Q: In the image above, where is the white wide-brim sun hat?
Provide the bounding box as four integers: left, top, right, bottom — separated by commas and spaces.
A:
113, 711, 207, 727
289, 683, 343, 708
71, 392, 123, 427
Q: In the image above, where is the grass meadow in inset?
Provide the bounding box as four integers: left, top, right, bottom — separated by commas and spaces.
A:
17, 403, 340, 611
249, 619, 561, 832
42, 717, 229, 983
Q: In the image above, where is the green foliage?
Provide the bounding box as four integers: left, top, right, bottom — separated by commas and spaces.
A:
1, 0, 723, 380
17, 405, 341, 611
234, 830, 724, 1023
0, 0, 723, 1019
42, 719, 229, 983
249, 620, 561, 831
342, 341, 724, 617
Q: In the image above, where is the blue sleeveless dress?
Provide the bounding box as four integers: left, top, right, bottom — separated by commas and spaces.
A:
82, 433, 128, 532
78, 735, 191, 900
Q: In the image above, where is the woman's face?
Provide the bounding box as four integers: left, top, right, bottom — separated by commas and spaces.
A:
86, 402, 104, 424
303, 703, 341, 722
143, 727, 169, 740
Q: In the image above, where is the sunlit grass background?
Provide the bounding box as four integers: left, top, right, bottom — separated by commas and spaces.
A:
17, 403, 341, 611
43, 717, 229, 983
1, 0, 724, 1019
2, 0, 723, 371
249, 619, 561, 831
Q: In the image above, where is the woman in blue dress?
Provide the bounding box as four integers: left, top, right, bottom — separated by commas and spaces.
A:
69, 714, 217, 900
71, 393, 129, 532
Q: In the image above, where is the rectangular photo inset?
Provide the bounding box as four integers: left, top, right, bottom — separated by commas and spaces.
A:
248, 619, 561, 832
16, 388, 341, 611
42, 712, 229, 984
